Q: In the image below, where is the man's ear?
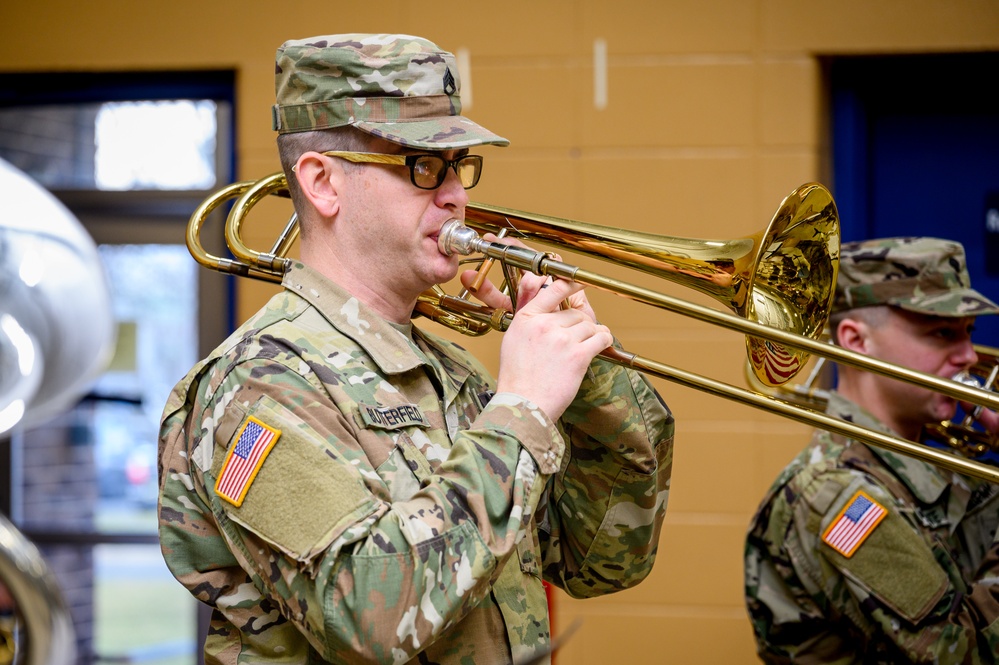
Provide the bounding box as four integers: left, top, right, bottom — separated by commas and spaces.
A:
835, 317, 869, 354
295, 152, 342, 218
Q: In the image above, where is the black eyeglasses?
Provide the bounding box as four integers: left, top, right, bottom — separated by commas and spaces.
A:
321, 151, 483, 190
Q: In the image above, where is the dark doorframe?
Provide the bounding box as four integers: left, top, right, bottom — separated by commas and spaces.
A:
830, 52, 999, 344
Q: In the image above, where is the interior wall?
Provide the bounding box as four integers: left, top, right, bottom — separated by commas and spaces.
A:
4, 2, 998, 662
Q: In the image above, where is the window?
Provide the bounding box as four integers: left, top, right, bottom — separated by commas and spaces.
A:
0, 71, 234, 664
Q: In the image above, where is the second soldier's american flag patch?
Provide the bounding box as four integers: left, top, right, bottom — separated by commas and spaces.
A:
215, 416, 280, 507
822, 490, 887, 558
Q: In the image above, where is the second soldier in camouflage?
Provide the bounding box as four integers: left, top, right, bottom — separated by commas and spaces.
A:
745, 236, 999, 663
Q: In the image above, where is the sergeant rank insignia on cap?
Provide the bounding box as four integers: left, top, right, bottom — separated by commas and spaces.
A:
215, 416, 281, 507
821, 490, 887, 558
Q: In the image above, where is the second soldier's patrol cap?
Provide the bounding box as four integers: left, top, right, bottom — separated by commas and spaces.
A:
272, 33, 509, 149
833, 236, 999, 317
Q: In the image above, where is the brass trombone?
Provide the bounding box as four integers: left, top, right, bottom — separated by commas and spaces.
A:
187, 175, 999, 483
746, 345, 999, 460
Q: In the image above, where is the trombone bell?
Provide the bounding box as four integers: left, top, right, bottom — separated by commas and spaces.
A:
463, 183, 840, 387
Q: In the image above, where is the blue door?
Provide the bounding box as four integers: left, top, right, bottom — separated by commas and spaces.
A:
831, 53, 999, 344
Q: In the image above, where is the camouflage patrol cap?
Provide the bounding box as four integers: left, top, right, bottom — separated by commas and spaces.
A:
272, 33, 509, 149
833, 236, 999, 317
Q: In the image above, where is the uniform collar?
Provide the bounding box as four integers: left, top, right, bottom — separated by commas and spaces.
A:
282, 262, 425, 375
827, 391, 952, 505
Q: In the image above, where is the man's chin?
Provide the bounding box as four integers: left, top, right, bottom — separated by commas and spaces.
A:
433, 258, 461, 284
418, 270, 460, 295
934, 399, 959, 423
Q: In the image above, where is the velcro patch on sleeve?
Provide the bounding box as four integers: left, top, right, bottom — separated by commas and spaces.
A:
821, 490, 887, 558
215, 416, 281, 507
218, 394, 379, 561
819, 485, 949, 623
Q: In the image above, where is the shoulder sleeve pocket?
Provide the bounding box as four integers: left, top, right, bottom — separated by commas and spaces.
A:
210, 393, 379, 563
824, 495, 948, 623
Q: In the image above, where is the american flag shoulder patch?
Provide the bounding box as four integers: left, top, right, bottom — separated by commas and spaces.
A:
821, 490, 887, 558
215, 415, 281, 507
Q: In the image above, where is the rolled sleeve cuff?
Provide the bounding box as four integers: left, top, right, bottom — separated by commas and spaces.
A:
475, 392, 565, 475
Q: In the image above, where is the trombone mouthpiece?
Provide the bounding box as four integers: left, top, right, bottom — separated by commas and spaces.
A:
438, 219, 482, 256
952, 370, 983, 389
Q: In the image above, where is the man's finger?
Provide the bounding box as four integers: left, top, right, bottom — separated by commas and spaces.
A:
518, 279, 584, 314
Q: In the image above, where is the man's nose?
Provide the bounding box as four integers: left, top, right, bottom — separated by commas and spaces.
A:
955, 338, 979, 368
435, 167, 470, 206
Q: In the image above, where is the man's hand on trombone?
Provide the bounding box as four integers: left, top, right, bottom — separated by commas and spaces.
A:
458, 234, 612, 422
964, 402, 999, 437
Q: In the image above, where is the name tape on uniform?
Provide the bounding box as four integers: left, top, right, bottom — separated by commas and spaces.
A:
358, 402, 427, 430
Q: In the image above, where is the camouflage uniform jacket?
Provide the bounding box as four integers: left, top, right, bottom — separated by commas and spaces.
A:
159, 263, 674, 665
745, 391, 999, 663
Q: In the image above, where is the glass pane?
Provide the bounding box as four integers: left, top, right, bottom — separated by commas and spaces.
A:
96, 101, 217, 191
92, 244, 198, 534
90, 245, 200, 662
94, 544, 197, 664
0, 100, 219, 191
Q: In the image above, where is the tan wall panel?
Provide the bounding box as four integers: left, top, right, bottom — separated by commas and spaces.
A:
553, 607, 758, 664
672, 421, 813, 507
410, 2, 580, 57
1, 2, 413, 70
472, 154, 581, 217
463, 66, 586, 149
762, 0, 999, 53
582, 63, 756, 148
578, 156, 756, 238
582, 0, 758, 54
759, 58, 821, 147
669, 426, 779, 515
